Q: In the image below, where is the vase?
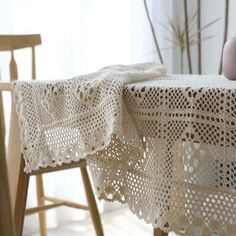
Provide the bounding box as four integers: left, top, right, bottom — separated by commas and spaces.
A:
223, 37, 236, 80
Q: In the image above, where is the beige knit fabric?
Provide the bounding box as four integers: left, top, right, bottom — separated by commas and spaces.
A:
13, 67, 236, 235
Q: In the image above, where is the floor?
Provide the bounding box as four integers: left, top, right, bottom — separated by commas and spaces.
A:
23, 207, 177, 236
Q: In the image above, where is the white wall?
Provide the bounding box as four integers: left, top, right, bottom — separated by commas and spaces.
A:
172, 0, 236, 74
152, 0, 174, 73
131, 0, 174, 73
0, 0, 169, 234
201, 0, 236, 74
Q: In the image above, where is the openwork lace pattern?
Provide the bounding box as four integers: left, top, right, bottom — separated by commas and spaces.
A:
13, 62, 165, 172
13, 67, 236, 235
88, 75, 236, 235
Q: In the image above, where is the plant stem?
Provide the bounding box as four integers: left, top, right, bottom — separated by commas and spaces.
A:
183, 0, 192, 74
143, 0, 164, 63
180, 48, 184, 74
197, 0, 202, 74
219, 0, 229, 74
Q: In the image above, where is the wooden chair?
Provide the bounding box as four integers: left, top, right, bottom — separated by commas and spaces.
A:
0, 34, 104, 236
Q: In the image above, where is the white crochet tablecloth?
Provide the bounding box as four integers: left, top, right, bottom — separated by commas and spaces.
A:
13, 64, 236, 235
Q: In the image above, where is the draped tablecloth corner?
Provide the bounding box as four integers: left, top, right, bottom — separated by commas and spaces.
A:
13, 64, 236, 235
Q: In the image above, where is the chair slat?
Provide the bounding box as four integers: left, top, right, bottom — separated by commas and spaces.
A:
0, 34, 41, 51
0, 81, 13, 91
7, 78, 22, 210
10, 50, 18, 81
32, 46, 36, 80
31, 160, 87, 175
25, 202, 64, 215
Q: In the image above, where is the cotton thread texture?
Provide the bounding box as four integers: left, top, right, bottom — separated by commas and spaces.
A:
13, 67, 236, 235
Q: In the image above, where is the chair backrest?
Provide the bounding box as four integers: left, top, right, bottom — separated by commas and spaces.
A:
0, 34, 41, 81
0, 34, 41, 210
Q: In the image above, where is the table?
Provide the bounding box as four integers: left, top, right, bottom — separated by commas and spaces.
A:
9, 70, 236, 235
87, 75, 236, 235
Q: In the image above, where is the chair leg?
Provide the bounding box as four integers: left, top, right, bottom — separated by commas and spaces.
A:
0, 112, 15, 236
14, 157, 30, 236
154, 228, 168, 236
80, 166, 104, 236
36, 174, 47, 236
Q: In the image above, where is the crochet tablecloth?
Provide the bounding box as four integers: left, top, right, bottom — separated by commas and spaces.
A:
13, 65, 236, 235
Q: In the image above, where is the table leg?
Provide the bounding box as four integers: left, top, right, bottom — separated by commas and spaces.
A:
154, 228, 168, 236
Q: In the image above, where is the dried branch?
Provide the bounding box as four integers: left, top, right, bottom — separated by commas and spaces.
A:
158, 12, 218, 74
189, 18, 220, 39
189, 35, 215, 46
152, 3, 219, 74
188, 9, 198, 28
155, 18, 173, 34
197, 0, 202, 74
184, 0, 192, 74
143, 0, 164, 63
219, 0, 229, 74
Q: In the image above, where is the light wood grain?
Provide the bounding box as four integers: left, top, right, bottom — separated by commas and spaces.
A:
44, 196, 89, 211
32, 47, 36, 79
0, 89, 15, 236
7, 89, 22, 209
0, 81, 13, 91
0, 35, 42, 216
31, 159, 87, 175
25, 202, 64, 215
81, 167, 104, 236
0, 34, 41, 51
36, 175, 47, 236
7, 46, 22, 213
154, 228, 168, 236
0, 73, 5, 136
25, 196, 90, 215
14, 157, 30, 236
10, 50, 18, 81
